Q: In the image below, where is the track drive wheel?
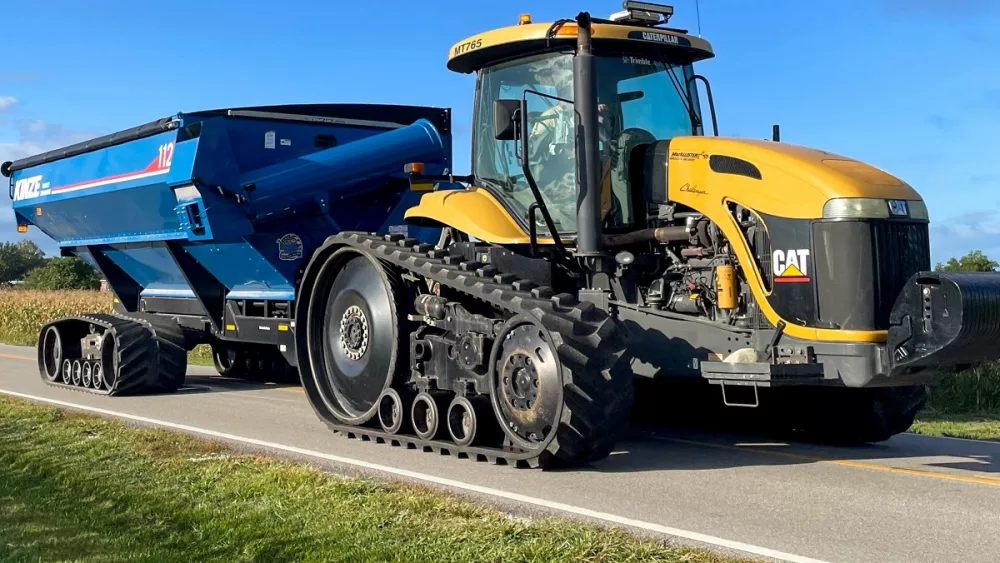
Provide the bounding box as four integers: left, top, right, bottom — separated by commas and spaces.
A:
300, 247, 408, 427
490, 316, 631, 468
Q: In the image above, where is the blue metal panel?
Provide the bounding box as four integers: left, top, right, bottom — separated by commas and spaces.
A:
11, 130, 187, 246
101, 245, 189, 290
8, 104, 454, 309
182, 241, 294, 294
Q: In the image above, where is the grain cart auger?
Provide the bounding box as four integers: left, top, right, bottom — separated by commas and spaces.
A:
8, 2, 1000, 469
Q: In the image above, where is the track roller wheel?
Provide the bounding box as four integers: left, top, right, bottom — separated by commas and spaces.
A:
92, 362, 105, 390
377, 388, 411, 435
411, 391, 450, 441
71, 360, 83, 387
39, 325, 63, 383
81, 361, 93, 388
447, 395, 497, 448
61, 359, 72, 385
300, 247, 408, 426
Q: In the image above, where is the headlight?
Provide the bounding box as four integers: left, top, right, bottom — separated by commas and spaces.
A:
822, 198, 928, 220
823, 198, 889, 219
907, 200, 929, 220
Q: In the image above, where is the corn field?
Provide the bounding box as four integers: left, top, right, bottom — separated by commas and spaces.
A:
0, 289, 997, 412
0, 289, 212, 365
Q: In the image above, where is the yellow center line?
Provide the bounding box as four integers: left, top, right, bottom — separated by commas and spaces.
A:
645, 433, 1000, 487
0, 352, 33, 361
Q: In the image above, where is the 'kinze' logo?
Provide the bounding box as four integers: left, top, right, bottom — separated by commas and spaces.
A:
772, 249, 810, 283
12, 175, 49, 201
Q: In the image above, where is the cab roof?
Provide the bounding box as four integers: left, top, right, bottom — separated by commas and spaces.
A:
447, 19, 714, 74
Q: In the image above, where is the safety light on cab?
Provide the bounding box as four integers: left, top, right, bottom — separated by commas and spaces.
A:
519, 13, 531, 25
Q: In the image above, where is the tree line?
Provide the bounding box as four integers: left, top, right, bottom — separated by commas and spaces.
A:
0, 240, 101, 290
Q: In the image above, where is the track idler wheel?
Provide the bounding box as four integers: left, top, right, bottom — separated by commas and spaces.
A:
100, 331, 119, 390
447, 395, 498, 448
39, 325, 63, 383
212, 346, 245, 377
377, 388, 412, 435
773, 385, 929, 445
491, 321, 562, 450
301, 247, 408, 426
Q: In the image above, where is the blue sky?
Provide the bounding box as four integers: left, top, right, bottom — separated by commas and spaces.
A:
1, 0, 998, 264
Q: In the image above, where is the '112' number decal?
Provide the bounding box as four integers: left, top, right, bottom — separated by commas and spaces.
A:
157, 142, 174, 170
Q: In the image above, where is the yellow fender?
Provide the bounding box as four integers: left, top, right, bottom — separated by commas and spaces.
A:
405, 187, 557, 245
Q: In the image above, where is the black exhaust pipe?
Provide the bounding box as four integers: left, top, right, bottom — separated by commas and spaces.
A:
574, 12, 602, 258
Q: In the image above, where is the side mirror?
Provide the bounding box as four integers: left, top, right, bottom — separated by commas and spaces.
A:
493, 99, 521, 140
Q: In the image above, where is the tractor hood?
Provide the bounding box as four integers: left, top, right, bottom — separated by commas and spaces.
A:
660, 136, 924, 220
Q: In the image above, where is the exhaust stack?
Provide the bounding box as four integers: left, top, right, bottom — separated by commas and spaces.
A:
573, 11, 603, 258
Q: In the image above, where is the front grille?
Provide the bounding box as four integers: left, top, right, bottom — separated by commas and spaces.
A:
872, 222, 931, 328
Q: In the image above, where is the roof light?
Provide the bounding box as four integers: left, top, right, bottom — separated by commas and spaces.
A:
519, 13, 531, 25
624, 1, 674, 17
612, 1, 674, 24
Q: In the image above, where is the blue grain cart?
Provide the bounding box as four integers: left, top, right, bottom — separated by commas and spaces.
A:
3, 104, 453, 389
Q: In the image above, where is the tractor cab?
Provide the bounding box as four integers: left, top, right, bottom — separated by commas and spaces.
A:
446, 2, 715, 242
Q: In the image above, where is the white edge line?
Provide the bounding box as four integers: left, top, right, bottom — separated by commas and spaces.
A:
0, 388, 832, 563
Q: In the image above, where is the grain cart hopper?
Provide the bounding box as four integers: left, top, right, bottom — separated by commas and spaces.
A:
8, 2, 1000, 469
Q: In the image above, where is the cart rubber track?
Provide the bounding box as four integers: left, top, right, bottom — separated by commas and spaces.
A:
36, 312, 188, 396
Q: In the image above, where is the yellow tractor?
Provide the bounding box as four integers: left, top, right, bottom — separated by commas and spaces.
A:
292, 2, 1000, 468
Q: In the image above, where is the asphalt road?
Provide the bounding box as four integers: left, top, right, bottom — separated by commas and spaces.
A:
1, 343, 998, 563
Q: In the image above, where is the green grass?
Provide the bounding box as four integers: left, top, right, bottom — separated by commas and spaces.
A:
0, 396, 747, 563
910, 410, 1000, 442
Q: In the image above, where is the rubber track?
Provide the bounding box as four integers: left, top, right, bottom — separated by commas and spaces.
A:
37, 313, 187, 396
308, 232, 634, 468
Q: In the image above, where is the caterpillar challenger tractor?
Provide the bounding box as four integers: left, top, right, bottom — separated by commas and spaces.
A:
7, 2, 1000, 469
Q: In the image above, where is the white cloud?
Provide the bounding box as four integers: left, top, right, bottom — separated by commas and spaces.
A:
22, 119, 46, 133
0, 96, 16, 112
0, 140, 51, 164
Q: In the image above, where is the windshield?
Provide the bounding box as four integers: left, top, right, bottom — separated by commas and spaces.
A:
473, 51, 701, 236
